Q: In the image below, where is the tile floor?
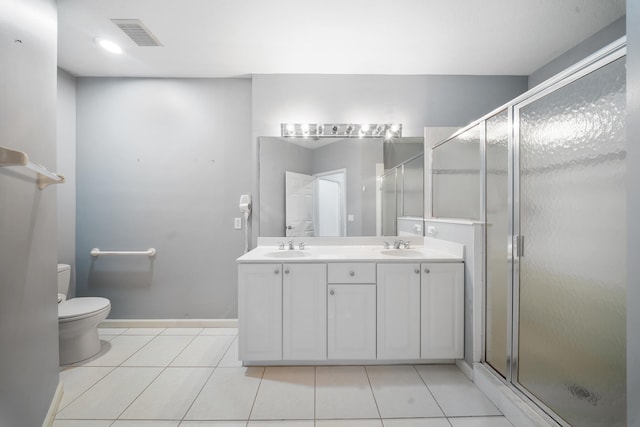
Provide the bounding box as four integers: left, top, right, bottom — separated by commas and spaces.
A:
54, 327, 512, 427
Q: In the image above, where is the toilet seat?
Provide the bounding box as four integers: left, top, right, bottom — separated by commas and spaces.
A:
59, 297, 111, 322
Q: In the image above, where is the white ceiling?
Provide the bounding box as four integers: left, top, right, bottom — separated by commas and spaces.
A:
57, 0, 626, 78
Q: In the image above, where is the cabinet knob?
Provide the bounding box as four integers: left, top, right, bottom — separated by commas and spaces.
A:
424, 268, 430, 274
284, 268, 290, 274
274, 269, 280, 275
330, 289, 335, 296
349, 270, 355, 277
414, 268, 420, 274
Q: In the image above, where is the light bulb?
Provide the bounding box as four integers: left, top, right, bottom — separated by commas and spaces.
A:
390, 124, 399, 133
360, 124, 370, 133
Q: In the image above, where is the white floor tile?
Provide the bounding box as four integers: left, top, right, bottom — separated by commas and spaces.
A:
217, 337, 242, 368
120, 367, 213, 420
448, 416, 513, 427
416, 365, 501, 417
248, 421, 314, 426
171, 335, 234, 367
200, 328, 238, 336
58, 367, 114, 410
180, 422, 247, 427
79, 335, 155, 367
366, 366, 444, 419
56, 367, 161, 419
111, 421, 179, 427
316, 420, 383, 427
180, 421, 247, 427
315, 366, 379, 419
121, 328, 166, 336
161, 327, 203, 335
383, 418, 451, 427
53, 421, 113, 427
185, 367, 264, 420
250, 367, 315, 420
122, 335, 194, 367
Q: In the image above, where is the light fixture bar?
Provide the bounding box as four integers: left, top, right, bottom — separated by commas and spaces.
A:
281, 123, 402, 139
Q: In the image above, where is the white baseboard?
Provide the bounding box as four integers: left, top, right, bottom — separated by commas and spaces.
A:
42, 382, 63, 427
456, 359, 474, 380
99, 318, 238, 328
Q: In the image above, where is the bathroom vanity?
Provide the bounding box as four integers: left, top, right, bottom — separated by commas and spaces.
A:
236, 239, 464, 365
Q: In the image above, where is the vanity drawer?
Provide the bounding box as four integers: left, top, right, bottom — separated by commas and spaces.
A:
328, 263, 376, 284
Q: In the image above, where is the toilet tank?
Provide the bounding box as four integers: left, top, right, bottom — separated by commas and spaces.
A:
57, 264, 71, 296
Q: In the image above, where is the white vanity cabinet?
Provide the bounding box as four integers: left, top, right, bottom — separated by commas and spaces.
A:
421, 262, 464, 359
376, 263, 421, 359
283, 263, 327, 360
327, 263, 377, 359
238, 263, 283, 361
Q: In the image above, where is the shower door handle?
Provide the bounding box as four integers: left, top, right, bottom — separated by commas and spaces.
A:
515, 235, 525, 258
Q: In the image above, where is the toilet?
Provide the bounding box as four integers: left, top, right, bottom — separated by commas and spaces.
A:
58, 264, 111, 365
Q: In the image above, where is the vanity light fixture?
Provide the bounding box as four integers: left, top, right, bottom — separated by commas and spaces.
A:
281, 123, 402, 139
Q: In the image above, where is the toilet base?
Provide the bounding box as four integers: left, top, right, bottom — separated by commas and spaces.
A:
59, 307, 110, 365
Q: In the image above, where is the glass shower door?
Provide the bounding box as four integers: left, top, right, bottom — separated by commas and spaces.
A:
515, 55, 626, 426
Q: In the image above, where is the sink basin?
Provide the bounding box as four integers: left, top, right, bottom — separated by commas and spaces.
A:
264, 250, 310, 258
380, 249, 424, 258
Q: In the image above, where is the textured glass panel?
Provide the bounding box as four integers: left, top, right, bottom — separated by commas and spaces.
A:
432, 125, 481, 219
381, 170, 396, 236
518, 57, 626, 426
402, 154, 424, 217
485, 109, 509, 377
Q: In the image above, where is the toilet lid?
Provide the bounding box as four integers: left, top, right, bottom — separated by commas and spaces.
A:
59, 297, 111, 320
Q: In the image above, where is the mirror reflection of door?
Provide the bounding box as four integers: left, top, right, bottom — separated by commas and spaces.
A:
285, 169, 346, 237
314, 169, 346, 237
285, 171, 315, 237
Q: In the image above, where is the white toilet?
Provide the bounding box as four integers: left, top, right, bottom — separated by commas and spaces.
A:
58, 264, 111, 365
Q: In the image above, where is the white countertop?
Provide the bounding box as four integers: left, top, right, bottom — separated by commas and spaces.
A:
236, 244, 463, 263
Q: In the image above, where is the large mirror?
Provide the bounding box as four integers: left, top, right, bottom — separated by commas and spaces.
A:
258, 136, 424, 237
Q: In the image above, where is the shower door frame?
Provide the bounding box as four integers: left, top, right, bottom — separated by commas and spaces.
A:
474, 37, 628, 426
509, 43, 627, 426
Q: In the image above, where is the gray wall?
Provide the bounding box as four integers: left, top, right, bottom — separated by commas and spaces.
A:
57, 68, 77, 296
0, 0, 60, 425
528, 16, 626, 88
75, 78, 251, 318
627, 2, 639, 425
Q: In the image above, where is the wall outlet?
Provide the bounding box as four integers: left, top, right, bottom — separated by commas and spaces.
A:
234, 217, 242, 229
427, 225, 436, 235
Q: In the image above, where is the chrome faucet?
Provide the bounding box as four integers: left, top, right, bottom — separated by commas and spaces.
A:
393, 240, 404, 249
288, 240, 294, 250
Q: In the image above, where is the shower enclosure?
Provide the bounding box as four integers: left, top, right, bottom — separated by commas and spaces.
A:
380, 153, 424, 236
432, 39, 627, 426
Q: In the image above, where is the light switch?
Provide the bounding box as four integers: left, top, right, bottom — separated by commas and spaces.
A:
234, 217, 242, 229
348, 214, 355, 222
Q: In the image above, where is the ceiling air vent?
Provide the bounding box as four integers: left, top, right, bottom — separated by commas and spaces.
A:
111, 19, 162, 47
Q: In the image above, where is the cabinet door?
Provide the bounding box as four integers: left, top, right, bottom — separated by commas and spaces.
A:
327, 284, 376, 359
377, 263, 421, 359
238, 264, 283, 361
283, 263, 327, 360
421, 262, 464, 359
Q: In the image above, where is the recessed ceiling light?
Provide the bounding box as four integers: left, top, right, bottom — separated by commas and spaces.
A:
96, 38, 123, 54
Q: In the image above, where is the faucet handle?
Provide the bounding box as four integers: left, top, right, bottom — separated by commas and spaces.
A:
383, 241, 390, 249
404, 241, 411, 249
299, 242, 306, 250
277, 241, 285, 250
